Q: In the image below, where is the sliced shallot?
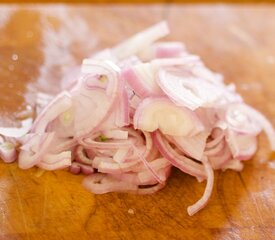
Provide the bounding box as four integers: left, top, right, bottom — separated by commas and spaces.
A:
1, 21, 274, 217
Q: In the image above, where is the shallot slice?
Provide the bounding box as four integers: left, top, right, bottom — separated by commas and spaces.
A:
0, 142, 17, 163
75, 145, 93, 165
0, 118, 32, 138
2, 21, 274, 217
221, 159, 244, 171
208, 143, 232, 169
167, 131, 209, 160
122, 63, 163, 98
112, 21, 169, 60
122, 57, 199, 98
138, 42, 186, 61
226, 129, 257, 161
32, 91, 72, 133
83, 173, 165, 195
187, 157, 214, 216
226, 103, 275, 151
37, 151, 71, 170
134, 97, 204, 136
153, 131, 207, 179
70, 161, 94, 175
72, 89, 114, 138
157, 68, 231, 110
225, 104, 262, 135
18, 132, 55, 169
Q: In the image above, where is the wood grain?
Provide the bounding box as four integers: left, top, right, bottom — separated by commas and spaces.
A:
0, 4, 274, 240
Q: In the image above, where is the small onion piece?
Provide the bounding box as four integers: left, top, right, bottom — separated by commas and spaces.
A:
225, 104, 261, 135
32, 91, 72, 133
167, 131, 209, 160
121, 63, 163, 98
138, 42, 186, 61
157, 68, 241, 110
157, 69, 213, 110
110, 163, 171, 186
113, 148, 130, 163
134, 97, 204, 136
83, 173, 165, 195
18, 132, 55, 169
93, 157, 140, 174
72, 88, 114, 138
69, 161, 94, 175
0, 142, 17, 163
187, 157, 214, 216
222, 159, 244, 171
122, 57, 200, 99
112, 21, 169, 60
79, 137, 132, 149
102, 129, 129, 140
207, 143, 232, 169
0, 118, 32, 138
226, 129, 257, 161
153, 131, 207, 179
37, 151, 72, 170
205, 139, 226, 157
115, 88, 130, 127
69, 161, 81, 174
206, 128, 225, 149
73, 60, 122, 138
226, 103, 275, 151
75, 145, 93, 165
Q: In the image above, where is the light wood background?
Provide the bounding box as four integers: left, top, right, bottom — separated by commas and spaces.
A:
0, 4, 274, 240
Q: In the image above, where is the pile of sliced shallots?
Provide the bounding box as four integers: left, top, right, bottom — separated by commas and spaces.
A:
0, 22, 274, 216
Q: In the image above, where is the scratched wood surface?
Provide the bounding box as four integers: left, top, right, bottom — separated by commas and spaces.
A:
0, 4, 275, 240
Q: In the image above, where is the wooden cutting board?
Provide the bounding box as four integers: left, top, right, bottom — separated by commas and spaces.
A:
0, 4, 274, 240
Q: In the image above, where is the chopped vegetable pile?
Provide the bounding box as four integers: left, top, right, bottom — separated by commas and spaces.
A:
1, 21, 274, 216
